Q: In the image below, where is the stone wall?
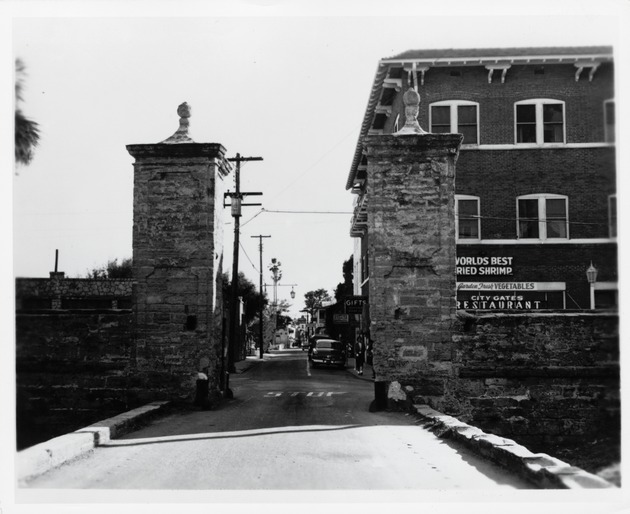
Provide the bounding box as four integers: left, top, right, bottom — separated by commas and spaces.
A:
16, 275, 133, 310
444, 312, 620, 447
16, 311, 135, 449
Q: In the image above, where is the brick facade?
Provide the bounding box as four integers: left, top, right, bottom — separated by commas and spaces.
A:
349, 47, 617, 317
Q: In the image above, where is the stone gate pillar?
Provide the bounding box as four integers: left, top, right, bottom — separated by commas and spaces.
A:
365, 89, 462, 411
127, 103, 231, 404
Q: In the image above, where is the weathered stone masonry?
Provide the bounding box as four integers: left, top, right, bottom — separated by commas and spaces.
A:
16, 309, 134, 449
127, 141, 231, 404
16, 274, 133, 310
451, 312, 619, 447
365, 132, 463, 406
363, 130, 619, 449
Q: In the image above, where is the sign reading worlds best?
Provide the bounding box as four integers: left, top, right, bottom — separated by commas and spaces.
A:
456, 256, 513, 276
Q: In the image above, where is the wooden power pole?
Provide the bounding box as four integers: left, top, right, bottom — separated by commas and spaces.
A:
251, 235, 271, 359
224, 153, 262, 396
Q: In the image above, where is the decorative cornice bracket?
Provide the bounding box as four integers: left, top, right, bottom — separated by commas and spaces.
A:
485, 64, 511, 84
574, 62, 601, 82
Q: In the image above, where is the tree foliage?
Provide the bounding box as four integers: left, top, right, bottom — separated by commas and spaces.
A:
303, 288, 332, 317
222, 272, 267, 325
334, 255, 354, 302
85, 258, 133, 279
15, 59, 40, 167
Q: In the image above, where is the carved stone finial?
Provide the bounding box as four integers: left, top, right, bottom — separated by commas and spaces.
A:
160, 102, 195, 144
394, 88, 427, 136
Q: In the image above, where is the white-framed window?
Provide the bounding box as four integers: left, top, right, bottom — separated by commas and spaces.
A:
430, 100, 479, 145
604, 99, 615, 143
517, 194, 569, 240
455, 195, 481, 240
609, 194, 617, 238
514, 99, 565, 145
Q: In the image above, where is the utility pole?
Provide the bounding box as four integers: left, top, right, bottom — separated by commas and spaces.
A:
251, 235, 271, 359
224, 153, 263, 396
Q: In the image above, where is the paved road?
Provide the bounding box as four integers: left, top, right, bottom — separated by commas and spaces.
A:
23, 349, 535, 490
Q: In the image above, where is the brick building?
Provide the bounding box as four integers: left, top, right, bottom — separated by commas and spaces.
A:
347, 46, 616, 329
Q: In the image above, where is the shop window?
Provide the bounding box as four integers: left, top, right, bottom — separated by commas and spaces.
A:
430, 101, 479, 145
455, 195, 480, 240
609, 194, 617, 238
517, 194, 569, 240
515, 99, 565, 144
604, 99, 615, 143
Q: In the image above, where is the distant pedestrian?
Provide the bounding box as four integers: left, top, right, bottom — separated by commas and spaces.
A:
355, 335, 366, 375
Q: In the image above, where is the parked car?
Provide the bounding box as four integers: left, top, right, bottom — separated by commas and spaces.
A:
307, 333, 331, 355
308, 338, 346, 369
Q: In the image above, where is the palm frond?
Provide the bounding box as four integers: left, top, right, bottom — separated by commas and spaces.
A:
15, 110, 40, 166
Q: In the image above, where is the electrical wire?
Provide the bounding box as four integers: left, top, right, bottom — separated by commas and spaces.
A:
265, 123, 362, 203
239, 241, 259, 273
262, 209, 353, 215
465, 214, 611, 228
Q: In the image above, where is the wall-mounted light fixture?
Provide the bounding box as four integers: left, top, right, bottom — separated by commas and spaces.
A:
586, 262, 598, 310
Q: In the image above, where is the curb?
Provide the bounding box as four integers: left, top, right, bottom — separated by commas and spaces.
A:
17, 401, 170, 485
413, 404, 616, 489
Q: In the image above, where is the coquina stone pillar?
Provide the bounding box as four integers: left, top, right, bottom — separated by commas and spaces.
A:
127, 103, 231, 404
365, 88, 462, 410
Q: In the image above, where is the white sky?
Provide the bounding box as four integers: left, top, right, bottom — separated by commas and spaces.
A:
5, 1, 629, 321
3, 0, 630, 510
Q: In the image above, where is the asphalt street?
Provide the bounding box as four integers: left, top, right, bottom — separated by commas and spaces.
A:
22, 349, 535, 490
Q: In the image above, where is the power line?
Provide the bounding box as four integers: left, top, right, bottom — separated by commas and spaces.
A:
466, 214, 611, 227
239, 241, 259, 273
266, 123, 362, 203
240, 208, 265, 228
263, 209, 353, 215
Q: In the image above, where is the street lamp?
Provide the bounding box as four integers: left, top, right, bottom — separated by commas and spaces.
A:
290, 286, 296, 299
586, 262, 598, 310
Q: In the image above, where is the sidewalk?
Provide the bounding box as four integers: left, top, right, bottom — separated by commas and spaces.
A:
347, 357, 374, 381
233, 354, 263, 373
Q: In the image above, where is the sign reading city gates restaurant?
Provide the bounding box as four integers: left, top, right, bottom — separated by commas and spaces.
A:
344, 296, 367, 314
455, 255, 567, 309
457, 282, 567, 310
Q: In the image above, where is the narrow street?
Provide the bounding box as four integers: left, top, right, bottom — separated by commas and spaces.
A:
22, 349, 535, 490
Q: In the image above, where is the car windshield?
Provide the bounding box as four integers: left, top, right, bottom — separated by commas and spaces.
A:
316, 340, 343, 350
